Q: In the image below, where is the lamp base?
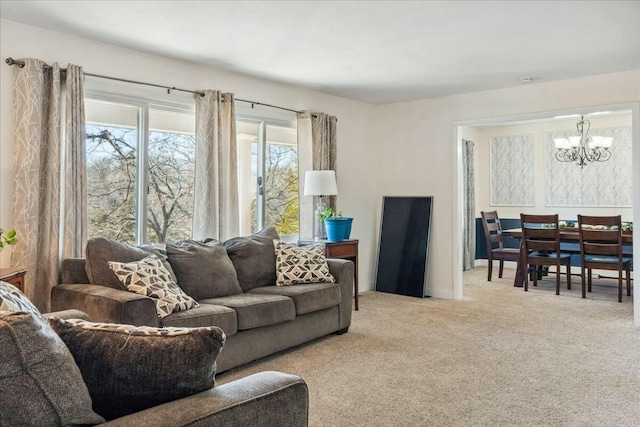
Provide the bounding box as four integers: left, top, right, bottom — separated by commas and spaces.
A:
314, 199, 327, 240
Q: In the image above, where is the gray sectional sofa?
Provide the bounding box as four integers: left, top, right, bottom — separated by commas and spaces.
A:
52, 227, 354, 373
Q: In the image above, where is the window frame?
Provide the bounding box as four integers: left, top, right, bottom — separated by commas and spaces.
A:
236, 113, 298, 234
85, 90, 195, 245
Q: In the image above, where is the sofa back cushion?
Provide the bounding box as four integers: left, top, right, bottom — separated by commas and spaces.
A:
223, 227, 280, 292
166, 240, 242, 300
49, 317, 225, 421
0, 312, 105, 426
85, 237, 176, 289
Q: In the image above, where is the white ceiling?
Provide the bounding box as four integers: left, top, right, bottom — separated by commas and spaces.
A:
1, 1, 639, 105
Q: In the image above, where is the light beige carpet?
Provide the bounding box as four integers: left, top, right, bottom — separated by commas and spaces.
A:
217, 267, 639, 426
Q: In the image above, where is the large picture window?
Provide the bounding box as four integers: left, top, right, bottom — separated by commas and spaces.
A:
86, 95, 299, 244
85, 96, 195, 244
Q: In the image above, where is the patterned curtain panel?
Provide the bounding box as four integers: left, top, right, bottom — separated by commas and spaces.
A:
12, 59, 62, 311
296, 113, 313, 239
193, 90, 239, 241
545, 128, 632, 206
311, 112, 338, 212
462, 139, 475, 271
63, 65, 87, 258
490, 134, 534, 206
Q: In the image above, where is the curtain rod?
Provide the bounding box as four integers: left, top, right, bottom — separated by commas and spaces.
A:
5, 57, 306, 115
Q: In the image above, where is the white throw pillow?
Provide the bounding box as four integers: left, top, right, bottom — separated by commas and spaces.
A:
273, 239, 335, 286
108, 255, 199, 318
0, 281, 43, 318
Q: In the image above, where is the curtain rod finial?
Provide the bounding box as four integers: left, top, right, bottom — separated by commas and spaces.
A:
5, 57, 25, 68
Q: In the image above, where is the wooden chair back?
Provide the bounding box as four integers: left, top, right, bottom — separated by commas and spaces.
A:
481, 211, 505, 250
578, 215, 623, 259
520, 214, 561, 255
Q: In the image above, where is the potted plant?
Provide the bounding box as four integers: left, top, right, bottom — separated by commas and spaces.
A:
0, 228, 18, 251
318, 208, 353, 241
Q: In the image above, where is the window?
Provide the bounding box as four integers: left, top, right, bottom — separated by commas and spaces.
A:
85, 96, 195, 245
85, 94, 299, 244
237, 119, 299, 238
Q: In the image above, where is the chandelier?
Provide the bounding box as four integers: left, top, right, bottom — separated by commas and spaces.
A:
553, 116, 613, 169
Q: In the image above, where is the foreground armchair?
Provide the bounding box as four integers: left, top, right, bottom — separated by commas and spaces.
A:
0, 287, 309, 427
100, 372, 308, 427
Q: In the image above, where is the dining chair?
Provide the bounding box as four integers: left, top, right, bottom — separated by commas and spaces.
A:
577, 215, 632, 302
481, 211, 520, 281
520, 214, 572, 295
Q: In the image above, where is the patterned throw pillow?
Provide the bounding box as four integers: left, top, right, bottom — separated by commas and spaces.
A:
0, 281, 42, 318
108, 255, 199, 318
273, 239, 335, 286
49, 317, 225, 420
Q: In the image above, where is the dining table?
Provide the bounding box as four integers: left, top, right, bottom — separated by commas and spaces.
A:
501, 228, 633, 287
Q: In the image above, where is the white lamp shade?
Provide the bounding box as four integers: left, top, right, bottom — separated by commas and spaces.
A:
304, 170, 338, 196
591, 135, 613, 149
568, 136, 581, 147
554, 138, 569, 149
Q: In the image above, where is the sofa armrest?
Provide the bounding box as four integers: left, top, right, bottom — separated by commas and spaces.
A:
100, 371, 308, 427
327, 259, 354, 330
42, 309, 91, 321
51, 284, 159, 327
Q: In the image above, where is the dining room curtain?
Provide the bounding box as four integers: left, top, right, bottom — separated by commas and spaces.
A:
12, 59, 62, 311
193, 90, 239, 240
462, 139, 476, 271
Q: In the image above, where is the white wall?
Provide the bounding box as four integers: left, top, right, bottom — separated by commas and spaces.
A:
2, 19, 639, 322
0, 20, 378, 293
473, 114, 633, 220
373, 70, 640, 302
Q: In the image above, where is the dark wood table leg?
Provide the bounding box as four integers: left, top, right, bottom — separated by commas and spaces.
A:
513, 240, 525, 288
354, 257, 359, 310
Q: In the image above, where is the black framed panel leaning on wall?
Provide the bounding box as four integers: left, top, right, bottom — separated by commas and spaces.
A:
375, 196, 433, 298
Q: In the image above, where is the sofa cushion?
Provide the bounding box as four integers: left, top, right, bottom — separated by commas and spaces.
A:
49, 317, 225, 421
109, 254, 199, 319
223, 226, 280, 292
200, 294, 295, 331
248, 282, 342, 315
86, 237, 176, 289
273, 240, 335, 286
166, 240, 242, 300
0, 280, 43, 318
161, 303, 238, 336
0, 312, 105, 426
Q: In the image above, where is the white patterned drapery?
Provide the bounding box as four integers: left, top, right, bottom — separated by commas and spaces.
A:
12, 59, 86, 311
545, 128, 632, 207
297, 111, 337, 238
62, 65, 88, 259
462, 139, 475, 271
192, 90, 239, 240
490, 134, 535, 206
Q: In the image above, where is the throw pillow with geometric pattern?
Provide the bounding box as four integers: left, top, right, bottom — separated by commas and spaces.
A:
0, 281, 43, 319
273, 239, 335, 286
108, 255, 199, 318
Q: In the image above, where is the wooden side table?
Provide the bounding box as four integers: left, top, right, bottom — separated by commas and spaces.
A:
0, 268, 27, 293
299, 239, 359, 310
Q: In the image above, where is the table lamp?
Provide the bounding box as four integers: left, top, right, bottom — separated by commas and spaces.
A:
304, 170, 338, 240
